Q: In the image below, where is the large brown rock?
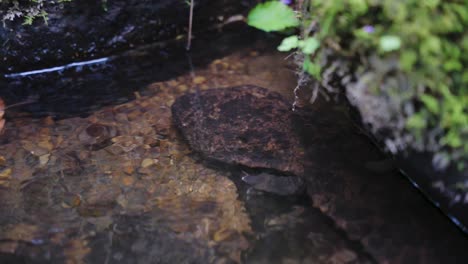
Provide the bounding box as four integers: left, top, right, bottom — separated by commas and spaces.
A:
171, 85, 305, 176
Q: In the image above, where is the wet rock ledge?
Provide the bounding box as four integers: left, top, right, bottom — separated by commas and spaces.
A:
0, 0, 255, 74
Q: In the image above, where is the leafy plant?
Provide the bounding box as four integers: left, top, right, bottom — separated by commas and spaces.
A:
247, 0, 468, 170
1, 0, 72, 26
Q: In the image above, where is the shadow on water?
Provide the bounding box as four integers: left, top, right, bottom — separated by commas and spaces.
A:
188, 149, 376, 263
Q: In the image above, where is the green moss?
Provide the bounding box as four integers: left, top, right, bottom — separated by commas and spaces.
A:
248, 0, 468, 170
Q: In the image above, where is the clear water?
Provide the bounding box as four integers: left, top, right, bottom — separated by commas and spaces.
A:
0, 26, 467, 264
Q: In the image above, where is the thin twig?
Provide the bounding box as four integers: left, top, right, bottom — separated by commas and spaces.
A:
1, 96, 38, 110
186, 0, 194, 50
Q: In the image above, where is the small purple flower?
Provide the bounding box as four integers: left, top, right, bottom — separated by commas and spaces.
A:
280, 0, 293, 5
362, 25, 375, 33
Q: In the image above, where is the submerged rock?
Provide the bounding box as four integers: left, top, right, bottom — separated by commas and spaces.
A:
242, 172, 305, 196
172, 85, 305, 195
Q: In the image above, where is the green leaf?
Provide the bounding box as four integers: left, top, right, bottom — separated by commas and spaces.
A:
278, 36, 300, 52
441, 130, 462, 148
349, 0, 368, 14
422, 0, 440, 9
443, 59, 462, 71
406, 113, 427, 130
303, 56, 321, 79
300, 37, 320, 54
379, 35, 401, 52
247, 1, 299, 32
22, 15, 34, 25
400, 50, 417, 71
462, 72, 468, 84
420, 94, 439, 114
353, 28, 373, 41
420, 36, 441, 56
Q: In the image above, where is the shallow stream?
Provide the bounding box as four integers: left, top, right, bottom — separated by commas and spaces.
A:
0, 26, 467, 264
